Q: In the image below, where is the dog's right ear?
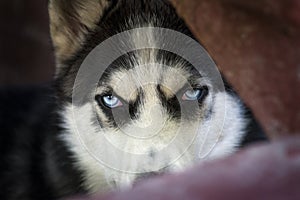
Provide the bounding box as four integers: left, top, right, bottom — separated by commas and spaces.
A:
49, 0, 111, 67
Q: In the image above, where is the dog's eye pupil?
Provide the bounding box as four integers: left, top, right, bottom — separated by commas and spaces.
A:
102, 95, 121, 108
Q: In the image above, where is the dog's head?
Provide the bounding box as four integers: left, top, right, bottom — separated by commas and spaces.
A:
49, 0, 246, 192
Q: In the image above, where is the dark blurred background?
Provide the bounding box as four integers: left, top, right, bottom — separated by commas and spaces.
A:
0, 0, 54, 86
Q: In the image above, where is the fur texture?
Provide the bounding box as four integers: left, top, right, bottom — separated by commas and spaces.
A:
0, 0, 267, 199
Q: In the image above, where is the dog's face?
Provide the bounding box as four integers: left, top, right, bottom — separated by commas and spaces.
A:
50, 0, 247, 192
89, 50, 211, 185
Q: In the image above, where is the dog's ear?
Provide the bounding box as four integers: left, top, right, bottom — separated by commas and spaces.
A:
49, 0, 111, 65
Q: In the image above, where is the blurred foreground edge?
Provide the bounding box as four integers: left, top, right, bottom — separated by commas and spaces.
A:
68, 137, 300, 200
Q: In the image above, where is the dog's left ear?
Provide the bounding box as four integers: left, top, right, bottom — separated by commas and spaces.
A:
49, 0, 111, 66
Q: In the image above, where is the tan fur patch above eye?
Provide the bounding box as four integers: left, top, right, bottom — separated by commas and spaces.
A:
159, 85, 175, 99
160, 67, 190, 96
49, 0, 110, 67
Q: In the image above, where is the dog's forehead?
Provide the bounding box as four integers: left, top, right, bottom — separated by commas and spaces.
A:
106, 63, 191, 101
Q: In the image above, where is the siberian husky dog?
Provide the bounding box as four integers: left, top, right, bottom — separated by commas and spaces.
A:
0, 0, 266, 199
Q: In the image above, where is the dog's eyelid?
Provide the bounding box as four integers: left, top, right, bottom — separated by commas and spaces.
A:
181, 82, 205, 91
96, 86, 119, 97
95, 85, 112, 94
97, 92, 129, 106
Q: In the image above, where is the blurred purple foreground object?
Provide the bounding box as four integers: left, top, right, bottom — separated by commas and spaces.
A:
69, 138, 300, 200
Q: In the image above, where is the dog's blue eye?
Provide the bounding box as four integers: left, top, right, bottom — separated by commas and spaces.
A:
182, 89, 204, 101
102, 95, 122, 108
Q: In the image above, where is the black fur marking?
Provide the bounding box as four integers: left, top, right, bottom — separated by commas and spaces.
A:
128, 88, 144, 120
219, 76, 268, 147
95, 93, 131, 128
157, 84, 181, 120
239, 108, 268, 147
95, 87, 145, 127
0, 85, 85, 200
